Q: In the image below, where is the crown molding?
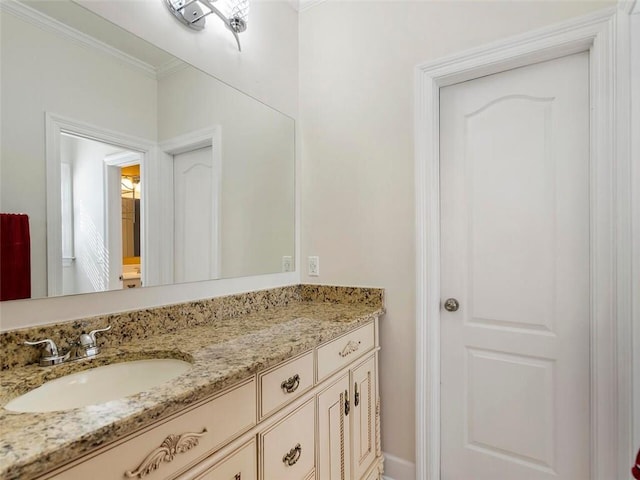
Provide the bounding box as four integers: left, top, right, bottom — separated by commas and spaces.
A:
156, 57, 189, 79
0, 0, 157, 79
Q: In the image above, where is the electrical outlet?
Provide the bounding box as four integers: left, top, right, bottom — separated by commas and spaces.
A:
282, 256, 292, 272
308, 256, 319, 276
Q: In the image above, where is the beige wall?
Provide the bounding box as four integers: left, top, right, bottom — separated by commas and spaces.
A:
299, 0, 613, 467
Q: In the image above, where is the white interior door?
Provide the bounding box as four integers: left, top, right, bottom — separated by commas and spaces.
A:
173, 146, 219, 283
440, 52, 590, 479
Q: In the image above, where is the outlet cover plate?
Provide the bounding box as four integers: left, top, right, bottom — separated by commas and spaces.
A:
282, 256, 292, 272
308, 256, 319, 276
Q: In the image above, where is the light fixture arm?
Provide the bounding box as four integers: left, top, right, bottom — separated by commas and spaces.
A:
164, 0, 247, 52
200, 0, 242, 52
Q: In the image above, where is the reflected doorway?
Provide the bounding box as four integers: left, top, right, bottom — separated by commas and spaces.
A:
173, 145, 218, 284
120, 165, 142, 289
57, 132, 143, 295
159, 127, 221, 285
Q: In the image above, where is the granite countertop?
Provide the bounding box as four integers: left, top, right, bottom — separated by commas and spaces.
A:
0, 287, 384, 480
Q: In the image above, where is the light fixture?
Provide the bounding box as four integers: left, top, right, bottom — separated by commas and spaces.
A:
164, 0, 249, 51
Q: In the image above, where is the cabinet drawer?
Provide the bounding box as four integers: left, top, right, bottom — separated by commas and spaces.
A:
260, 400, 315, 480
194, 440, 256, 480
259, 351, 313, 419
316, 323, 375, 381
123, 278, 141, 288
50, 379, 256, 480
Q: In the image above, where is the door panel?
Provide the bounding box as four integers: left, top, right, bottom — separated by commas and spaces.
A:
440, 52, 590, 479
467, 95, 555, 332
352, 355, 376, 480
466, 348, 555, 469
173, 146, 218, 283
317, 374, 351, 480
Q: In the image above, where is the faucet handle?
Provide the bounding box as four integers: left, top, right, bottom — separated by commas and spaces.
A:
24, 339, 69, 366
80, 325, 111, 348
24, 338, 60, 356
77, 325, 111, 358
89, 325, 112, 340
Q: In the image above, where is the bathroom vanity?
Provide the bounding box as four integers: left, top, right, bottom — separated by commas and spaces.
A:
0, 285, 384, 480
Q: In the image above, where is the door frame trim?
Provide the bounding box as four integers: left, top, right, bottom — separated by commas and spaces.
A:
158, 127, 223, 284
414, 6, 634, 479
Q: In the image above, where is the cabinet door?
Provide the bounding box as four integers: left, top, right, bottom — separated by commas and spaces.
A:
351, 355, 376, 480
317, 373, 351, 480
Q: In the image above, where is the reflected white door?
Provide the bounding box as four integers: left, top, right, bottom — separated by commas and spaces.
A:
173, 146, 219, 283
105, 164, 123, 291
440, 52, 590, 479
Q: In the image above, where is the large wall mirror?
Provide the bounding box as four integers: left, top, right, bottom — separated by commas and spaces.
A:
0, 0, 295, 301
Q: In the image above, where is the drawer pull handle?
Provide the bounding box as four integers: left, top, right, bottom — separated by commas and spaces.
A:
339, 340, 361, 358
281, 374, 301, 393
124, 428, 207, 478
344, 389, 350, 416
354, 381, 360, 407
282, 443, 302, 466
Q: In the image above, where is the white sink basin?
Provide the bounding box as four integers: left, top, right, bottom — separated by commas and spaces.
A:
4, 359, 192, 413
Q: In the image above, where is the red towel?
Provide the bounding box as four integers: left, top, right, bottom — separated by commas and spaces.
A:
633, 448, 640, 479
0, 213, 31, 301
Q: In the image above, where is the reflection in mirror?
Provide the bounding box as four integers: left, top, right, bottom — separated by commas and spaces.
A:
121, 164, 142, 290
57, 133, 144, 296
0, 0, 295, 301
120, 166, 141, 261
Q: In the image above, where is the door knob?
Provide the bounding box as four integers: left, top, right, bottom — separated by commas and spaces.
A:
443, 298, 460, 312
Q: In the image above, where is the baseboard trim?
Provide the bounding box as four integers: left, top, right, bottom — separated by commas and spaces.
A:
382, 452, 416, 480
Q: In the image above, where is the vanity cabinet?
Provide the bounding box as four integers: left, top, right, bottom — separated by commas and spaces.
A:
38, 320, 382, 480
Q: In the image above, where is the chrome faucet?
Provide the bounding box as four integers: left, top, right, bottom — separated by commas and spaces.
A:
24, 325, 111, 366
24, 339, 70, 366
73, 325, 112, 359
